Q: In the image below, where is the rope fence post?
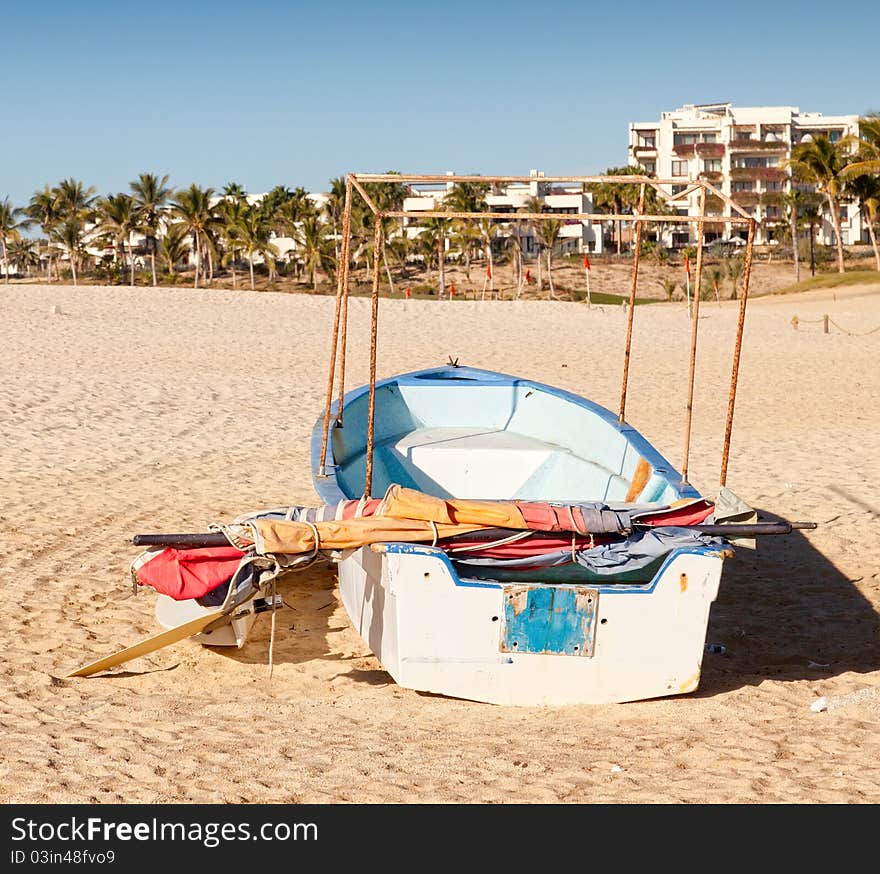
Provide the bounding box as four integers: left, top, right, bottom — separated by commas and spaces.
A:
719, 218, 755, 487
618, 183, 646, 423
681, 185, 706, 484
363, 216, 383, 498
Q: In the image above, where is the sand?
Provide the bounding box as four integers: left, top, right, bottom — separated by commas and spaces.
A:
1, 280, 878, 804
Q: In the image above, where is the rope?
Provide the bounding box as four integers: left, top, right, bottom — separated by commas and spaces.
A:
446, 530, 532, 553
268, 577, 277, 681
829, 317, 880, 336
791, 315, 880, 335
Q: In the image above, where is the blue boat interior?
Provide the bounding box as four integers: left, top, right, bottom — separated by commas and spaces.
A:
318, 366, 698, 507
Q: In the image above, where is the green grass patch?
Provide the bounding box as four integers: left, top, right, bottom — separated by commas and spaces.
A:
774, 270, 880, 295
567, 288, 660, 306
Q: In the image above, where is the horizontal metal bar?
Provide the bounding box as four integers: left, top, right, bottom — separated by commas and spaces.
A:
358, 173, 700, 186
382, 210, 753, 224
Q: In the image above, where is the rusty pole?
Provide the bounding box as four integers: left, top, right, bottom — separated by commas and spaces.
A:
681, 186, 707, 484
363, 216, 383, 498
335, 177, 354, 425
618, 184, 646, 423
719, 218, 756, 486
317, 176, 354, 477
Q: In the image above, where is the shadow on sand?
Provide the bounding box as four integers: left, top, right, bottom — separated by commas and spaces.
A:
698, 518, 880, 697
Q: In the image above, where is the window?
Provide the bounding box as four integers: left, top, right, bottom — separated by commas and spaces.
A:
676, 208, 689, 216
733, 129, 753, 140
641, 160, 656, 174
672, 160, 689, 176
829, 130, 842, 143
764, 206, 780, 219
732, 181, 755, 192
639, 133, 656, 148
674, 132, 716, 145
671, 184, 687, 194
767, 156, 780, 167
703, 159, 722, 172
765, 181, 783, 191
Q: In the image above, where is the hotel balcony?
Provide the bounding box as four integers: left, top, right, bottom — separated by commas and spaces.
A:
731, 191, 759, 207
729, 167, 788, 182
728, 138, 788, 151
695, 142, 725, 157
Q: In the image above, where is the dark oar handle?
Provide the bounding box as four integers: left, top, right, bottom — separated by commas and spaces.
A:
131, 533, 232, 548
678, 521, 817, 536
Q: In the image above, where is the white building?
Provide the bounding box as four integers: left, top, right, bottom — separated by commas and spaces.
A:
401, 170, 603, 254
628, 103, 864, 247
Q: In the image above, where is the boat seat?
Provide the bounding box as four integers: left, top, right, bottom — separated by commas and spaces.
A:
374, 427, 629, 502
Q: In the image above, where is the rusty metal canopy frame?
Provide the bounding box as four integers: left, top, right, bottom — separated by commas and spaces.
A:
317, 173, 758, 498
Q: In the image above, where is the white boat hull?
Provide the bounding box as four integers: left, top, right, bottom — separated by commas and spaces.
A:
336, 542, 728, 706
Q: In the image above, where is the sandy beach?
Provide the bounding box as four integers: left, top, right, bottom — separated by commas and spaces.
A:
1, 280, 878, 804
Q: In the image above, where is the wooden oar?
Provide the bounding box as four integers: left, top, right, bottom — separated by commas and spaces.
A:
66, 609, 226, 678
131, 519, 817, 550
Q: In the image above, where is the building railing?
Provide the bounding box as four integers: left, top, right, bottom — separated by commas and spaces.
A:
695, 142, 725, 157
728, 138, 787, 150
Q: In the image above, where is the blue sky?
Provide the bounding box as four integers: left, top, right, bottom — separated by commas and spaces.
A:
2, 0, 878, 205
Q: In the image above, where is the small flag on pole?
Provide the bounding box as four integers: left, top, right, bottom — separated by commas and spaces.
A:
525, 269, 531, 283
450, 284, 455, 298
486, 264, 492, 279
405, 287, 411, 298
685, 254, 691, 276
583, 254, 591, 271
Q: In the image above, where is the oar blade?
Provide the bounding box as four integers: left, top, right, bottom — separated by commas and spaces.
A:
66, 610, 226, 678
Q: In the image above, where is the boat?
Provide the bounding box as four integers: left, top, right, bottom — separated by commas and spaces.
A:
67, 172, 813, 705
309, 363, 742, 706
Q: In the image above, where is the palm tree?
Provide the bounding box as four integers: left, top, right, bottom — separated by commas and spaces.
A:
846, 173, 880, 271
237, 205, 278, 290
54, 179, 96, 282
658, 277, 678, 301
55, 178, 96, 220
51, 219, 86, 285
96, 193, 139, 285
450, 222, 480, 281
535, 218, 563, 298
415, 227, 439, 285
130, 173, 172, 286
724, 256, 744, 299
445, 181, 489, 214
216, 197, 248, 289
7, 238, 40, 278
294, 214, 333, 292
477, 217, 497, 297
324, 176, 347, 265
422, 216, 451, 297
588, 167, 644, 257
222, 181, 247, 202
802, 202, 821, 277
0, 198, 29, 283
840, 113, 880, 178
171, 185, 216, 287
160, 223, 190, 275
781, 190, 806, 283
524, 196, 545, 291
26, 185, 61, 282
788, 136, 851, 273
